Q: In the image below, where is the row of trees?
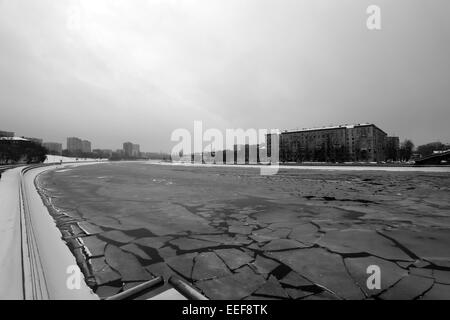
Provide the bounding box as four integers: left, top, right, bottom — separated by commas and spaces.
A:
62, 149, 97, 159
0, 140, 47, 164
399, 139, 414, 162
398, 140, 450, 161
417, 141, 450, 157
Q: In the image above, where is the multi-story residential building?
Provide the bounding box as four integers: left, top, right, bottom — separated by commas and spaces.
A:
132, 144, 140, 157
67, 137, 91, 154
123, 142, 140, 158
268, 123, 392, 163
81, 140, 92, 153
23, 137, 43, 145
346, 124, 387, 162
123, 142, 133, 157
43, 142, 63, 155
67, 137, 82, 153
0, 130, 14, 137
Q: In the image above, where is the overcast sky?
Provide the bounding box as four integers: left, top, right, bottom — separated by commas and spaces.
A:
0, 0, 449, 152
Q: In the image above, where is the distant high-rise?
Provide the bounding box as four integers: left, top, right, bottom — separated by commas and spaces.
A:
67, 137, 82, 153
133, 144, 140, 157
123, 142, 132, 157
43, 142, 62, 155
0, 130, 14, 137
123, 142, 140, 157
81, 140, 92, 153
67, 137, 91, 154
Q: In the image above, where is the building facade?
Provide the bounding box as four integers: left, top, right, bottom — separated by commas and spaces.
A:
268, 123, 391, 163
81, 140, 92, 153
67, 137, 91, 154
123, 142, 140, 158
0, 130, 14, 137
43, 142, 63, 155
345, 124, 387, 162
67, 137, 82, 153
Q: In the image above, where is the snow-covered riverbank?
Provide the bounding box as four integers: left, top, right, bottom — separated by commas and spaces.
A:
0, 167, 24, 299
44, 155, 107, 164
0, 164, 98, 299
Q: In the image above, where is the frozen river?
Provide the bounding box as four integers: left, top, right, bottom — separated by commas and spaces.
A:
37, 162, 450, 299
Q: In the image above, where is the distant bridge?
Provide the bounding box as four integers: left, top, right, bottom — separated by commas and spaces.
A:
414, 150, 450, 165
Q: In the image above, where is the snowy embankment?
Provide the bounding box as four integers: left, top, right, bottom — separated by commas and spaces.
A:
0, 164, 98, 299
44, 155, 108, 164
0, 168, 23, 299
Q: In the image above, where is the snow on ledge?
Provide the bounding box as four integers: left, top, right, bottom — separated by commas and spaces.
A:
44, 155, 108, 164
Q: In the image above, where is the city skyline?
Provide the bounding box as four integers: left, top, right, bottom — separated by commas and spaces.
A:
0, 119, 445, 155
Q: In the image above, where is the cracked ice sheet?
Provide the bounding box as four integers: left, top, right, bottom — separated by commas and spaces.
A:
192, 252, 232, 281
165, 253, 197, 279
262, 239, 308, 251
100, 230, 136, 244
104, 245, 153, 282
37, 163, 450, 299
421, 284, 450, 300
78, 221, 103, 235
121, 243, 151, 261
380, 228, 450, 267
133, 236, 172, 249
288, 223, 320, 243
169, 237, 220, 251
279, 271, 313, 287
214, 248, 254, 270
145, 262, 176, 280
89, 257, 121, 285
344, 256, 408, 297
252, 228, 291, 240
81, 236, 106, 258
250, 255, 280, 276
254, 275, 289, 299
190, 234, 249, 246
268, 248, 365, 299
317, 229, 414, 261
196, 266, 266, 300
95, 285, 121, 298
379, 275, 434, 300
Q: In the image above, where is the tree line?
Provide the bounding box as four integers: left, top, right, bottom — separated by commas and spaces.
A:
0, 140, 47, 165
398, 140, 449, 161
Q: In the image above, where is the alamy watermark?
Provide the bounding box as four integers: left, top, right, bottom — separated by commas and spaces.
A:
170, 121, 280, 175
66, 265, 82, 290
367, 265, 381, 290
367, 5, 382, 30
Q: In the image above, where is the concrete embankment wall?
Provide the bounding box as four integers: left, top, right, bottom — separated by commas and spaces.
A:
0, 165, 98, 300
0, 167, 24, 299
